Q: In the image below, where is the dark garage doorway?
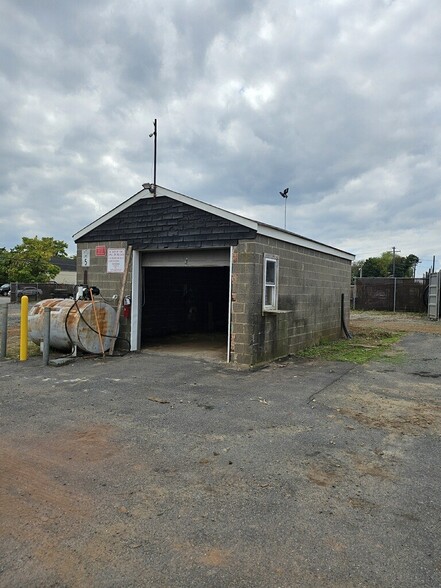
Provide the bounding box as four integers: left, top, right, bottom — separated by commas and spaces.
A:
141, 266, 230, 359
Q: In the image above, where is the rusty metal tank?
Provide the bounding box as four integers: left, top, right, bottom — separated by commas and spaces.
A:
28, 299, 118, 353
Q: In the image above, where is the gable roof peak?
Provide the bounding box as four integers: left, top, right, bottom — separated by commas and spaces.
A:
72, 184, 354, 261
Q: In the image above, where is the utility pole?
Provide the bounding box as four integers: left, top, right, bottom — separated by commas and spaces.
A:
391, 246, 400, 277
391, 246, 401, 313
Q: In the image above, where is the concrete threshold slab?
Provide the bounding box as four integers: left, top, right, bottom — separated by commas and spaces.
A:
49, 356, 77, 367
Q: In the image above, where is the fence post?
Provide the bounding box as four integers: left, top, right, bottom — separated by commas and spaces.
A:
393, 277, 397, 312
0, 304, 8, 358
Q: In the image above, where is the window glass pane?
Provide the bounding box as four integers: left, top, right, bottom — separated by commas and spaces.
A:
265, 285, 274, 307
266, 260, 276, 284
263, 255, 278, 311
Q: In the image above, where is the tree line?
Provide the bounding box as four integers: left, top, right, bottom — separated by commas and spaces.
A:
0, 236, 71, 284
352, 251, 419, 281
1, 240, 420, 286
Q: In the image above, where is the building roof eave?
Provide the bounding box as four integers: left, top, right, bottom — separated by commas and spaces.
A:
257, 224, 355, 261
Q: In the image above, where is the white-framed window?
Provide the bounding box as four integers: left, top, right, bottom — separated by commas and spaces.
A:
263, 254, 279, 311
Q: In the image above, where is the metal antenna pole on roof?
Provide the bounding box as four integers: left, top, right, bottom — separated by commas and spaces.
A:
279, 188, 289, 229
149, 119, 157, 198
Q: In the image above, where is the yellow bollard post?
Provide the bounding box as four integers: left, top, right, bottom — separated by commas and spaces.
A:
20, 295, 29, 361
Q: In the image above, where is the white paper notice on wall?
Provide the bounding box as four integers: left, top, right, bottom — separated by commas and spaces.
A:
81, 249, 90, 267
107, 248, 125, 273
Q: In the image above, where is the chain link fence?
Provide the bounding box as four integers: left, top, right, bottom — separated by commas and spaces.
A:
352, 277, 428, 312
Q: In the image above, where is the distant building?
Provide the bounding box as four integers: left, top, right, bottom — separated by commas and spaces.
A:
51, 256, 76, 285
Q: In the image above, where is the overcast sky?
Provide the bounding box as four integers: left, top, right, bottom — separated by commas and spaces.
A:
1, 0, 440, 274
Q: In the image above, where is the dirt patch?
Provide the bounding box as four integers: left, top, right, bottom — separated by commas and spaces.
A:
0, 424, 125, 587
348, 497, 378, 512
0, 443, 93, 586
307, 461, 342, 487
350, 310, 441, 334
337, 388, 441, 436
198, 547, 231, 567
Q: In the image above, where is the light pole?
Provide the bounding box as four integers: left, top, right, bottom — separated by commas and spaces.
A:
279, 188, 289, 229
391, 246, 400, 277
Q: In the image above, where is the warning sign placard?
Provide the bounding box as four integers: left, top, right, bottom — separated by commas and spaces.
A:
107, 248, 125, 273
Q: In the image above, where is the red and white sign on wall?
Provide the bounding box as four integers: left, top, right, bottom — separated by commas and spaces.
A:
107, 248, 126, 273
95, 245, 107, 256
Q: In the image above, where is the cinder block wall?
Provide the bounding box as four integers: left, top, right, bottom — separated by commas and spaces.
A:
76, 241, 132, 347
230, 236, 351, 366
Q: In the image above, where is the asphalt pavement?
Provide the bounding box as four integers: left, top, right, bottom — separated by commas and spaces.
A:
0, 330, 440, 587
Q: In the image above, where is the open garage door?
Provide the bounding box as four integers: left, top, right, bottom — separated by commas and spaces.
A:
140, 249, 231, 361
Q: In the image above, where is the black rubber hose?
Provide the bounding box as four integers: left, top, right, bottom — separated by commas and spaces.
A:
341, 293, 352, 339
65, 290, 130, 355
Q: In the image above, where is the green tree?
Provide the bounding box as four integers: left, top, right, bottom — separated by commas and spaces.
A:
0, 248, 12, 284
386, 252, 419, 277
359, 255, 386, 277
400, 254, 419, 277
351, 259, 365, 281
8, 236, 68, 283
354, 251, 420, 278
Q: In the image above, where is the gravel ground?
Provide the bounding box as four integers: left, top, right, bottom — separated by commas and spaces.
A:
350, 310, 441, 334
0, 311, 440, 587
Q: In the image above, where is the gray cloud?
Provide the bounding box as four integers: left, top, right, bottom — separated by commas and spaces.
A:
0, 0, 440, 273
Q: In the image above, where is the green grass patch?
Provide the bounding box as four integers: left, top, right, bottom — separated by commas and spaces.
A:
6, 340, 41, 360
297, 330, 404, 364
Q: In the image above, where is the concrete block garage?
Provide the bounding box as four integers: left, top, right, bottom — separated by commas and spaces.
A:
73, 185, 354, 366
